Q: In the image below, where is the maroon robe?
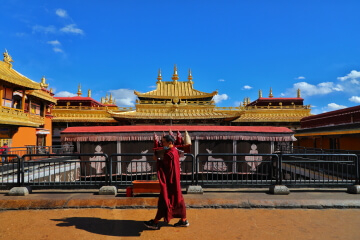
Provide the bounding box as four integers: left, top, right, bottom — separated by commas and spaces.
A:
155, 147, 186, 223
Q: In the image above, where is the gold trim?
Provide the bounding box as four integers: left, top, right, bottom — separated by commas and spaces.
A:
0, 61, 40, 89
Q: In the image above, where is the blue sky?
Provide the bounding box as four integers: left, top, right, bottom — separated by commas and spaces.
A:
1, 0, 360, 114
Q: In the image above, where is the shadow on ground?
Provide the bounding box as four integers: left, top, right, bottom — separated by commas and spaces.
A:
51, 217, 169, 237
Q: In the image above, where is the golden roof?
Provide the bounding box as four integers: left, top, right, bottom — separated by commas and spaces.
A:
134, 81, 218, 100
233, 108, 311, 122
109, 109, 239, 120
26, 90, 57, 104
0, 60, 40, 89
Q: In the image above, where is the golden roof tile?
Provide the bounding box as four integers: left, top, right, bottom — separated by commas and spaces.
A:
0, 61, 40, 89
134, 81, 217, 99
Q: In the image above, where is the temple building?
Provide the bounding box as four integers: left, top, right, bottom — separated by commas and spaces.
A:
52, 65, 311, 144
0, 50, 57, 148
295, 105, 360, 151
232, 88, 311, 129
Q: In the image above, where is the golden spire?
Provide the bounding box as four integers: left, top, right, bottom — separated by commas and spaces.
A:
109, 93, 113, 104
172, 64, 179, 82
157, 69, 162, 83
77, 84, 82, 96
88, 89, 91, 98
297, 88, 301, 98
40, 76, 49, 89
188, 69, 193, 82
105, 94, 109, 103
269, 87, 273, 98
258, 89, 262, 98
101, 97, 104, 104
49, 88, 53, 94
3, 49, 14, 67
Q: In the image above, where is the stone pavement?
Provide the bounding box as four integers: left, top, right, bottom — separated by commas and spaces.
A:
1, 188, 360, 210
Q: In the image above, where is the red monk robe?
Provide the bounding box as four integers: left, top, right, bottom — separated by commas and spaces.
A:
155, 146, 186, 223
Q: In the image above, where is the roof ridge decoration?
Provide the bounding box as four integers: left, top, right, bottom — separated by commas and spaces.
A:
134, 67, 218, 99
40, 76, 49, 89
3, 49, 14, 68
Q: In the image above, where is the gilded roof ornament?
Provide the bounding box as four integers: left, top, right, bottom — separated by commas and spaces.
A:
77, 84, 82, 96
3, 49, 14, 67
88, 89, 91, 98
188, 69, 193, 83
109, 93, 113, 104
40, 76, 49, 89
172, 64, 179, 82
259, 89, 262, 98
269, 87, 273, 98
157, 69, 162, 83
297, 88, 301, 98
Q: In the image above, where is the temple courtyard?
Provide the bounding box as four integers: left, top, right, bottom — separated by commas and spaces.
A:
1, 189, 360, 239
0, 208, 359, 240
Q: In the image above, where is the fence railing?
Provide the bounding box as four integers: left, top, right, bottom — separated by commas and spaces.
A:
0, 152, 358, 190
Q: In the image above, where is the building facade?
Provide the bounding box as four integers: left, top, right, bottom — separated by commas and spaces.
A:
0, 50, 56, 148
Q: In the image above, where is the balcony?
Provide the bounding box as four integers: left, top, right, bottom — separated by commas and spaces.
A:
0, 106, 45, 127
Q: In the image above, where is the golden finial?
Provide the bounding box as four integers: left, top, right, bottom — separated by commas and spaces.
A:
77, 84, 82, 96
297, 88, 301, 98
101, 97, 104, 104
157, 69, 162, 83
40, 76, 49, 89
258, 89, 262, 98
88, 89, 91, 98
269, 87, 273, 98
109, 93, 113, 104
105, 93, 109, 103
49, 88, 53, 94
247, 97, 251, 104
188, 69, 193, 82
3, 49, 14, 67
172, 64, 179, 82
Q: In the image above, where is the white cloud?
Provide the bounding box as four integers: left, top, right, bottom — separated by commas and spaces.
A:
337, 70, 360, 81
218, 79, 225, 82
32, 25, 56, 34
213, 94, 228, 103
60, 24, 84, 35
349, 96, 360, 103
55, 91, 77, 97
47, 40, 61, 46
351, 79, 360, 85
295, 76, 305, 80
53, 47, 63, 53
292, 81, 343, 97
324, 103, 347, 112
109, 89, 137, 107
242, 85, 252, 90
56, 9, 68, 18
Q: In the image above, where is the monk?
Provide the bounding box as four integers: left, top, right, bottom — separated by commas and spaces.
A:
144, 134, 189, 230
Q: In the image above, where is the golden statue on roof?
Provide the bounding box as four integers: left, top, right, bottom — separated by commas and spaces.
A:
40, 76, 49, 89
3, 49, 14, 65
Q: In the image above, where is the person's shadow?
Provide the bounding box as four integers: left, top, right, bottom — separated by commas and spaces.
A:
51, 217, 170, 237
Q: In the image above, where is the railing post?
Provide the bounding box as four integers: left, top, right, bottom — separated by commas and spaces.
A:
17, 156, 21, 187
356, 155, 360, 185
21, 157, 25, 187
195, 155, 199, 185
109, 155, 112, 185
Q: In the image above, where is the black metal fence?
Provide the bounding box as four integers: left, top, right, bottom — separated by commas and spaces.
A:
0, 152, 358, 190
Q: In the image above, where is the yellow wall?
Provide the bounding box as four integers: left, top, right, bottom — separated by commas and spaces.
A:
11, 127, 37, 148
296, 137, 313, 148
11, 117, 52, 148
44, 116, 52, 147
340, 136, 360, 151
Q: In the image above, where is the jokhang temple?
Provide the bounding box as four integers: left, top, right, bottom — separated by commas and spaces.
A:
52, 65, 311, 145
